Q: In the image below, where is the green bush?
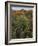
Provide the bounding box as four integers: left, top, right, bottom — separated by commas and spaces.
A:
10, 14, 32, 38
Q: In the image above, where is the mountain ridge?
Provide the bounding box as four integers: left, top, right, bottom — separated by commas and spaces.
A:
11, 9, 32, 16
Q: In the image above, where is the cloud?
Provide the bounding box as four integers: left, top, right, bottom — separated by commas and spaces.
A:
11, 6, 33, 10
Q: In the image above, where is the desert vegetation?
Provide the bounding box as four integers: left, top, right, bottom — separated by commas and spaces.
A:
10, 9, 33, 39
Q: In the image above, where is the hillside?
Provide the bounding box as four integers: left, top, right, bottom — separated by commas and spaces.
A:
10, 9, 32, 16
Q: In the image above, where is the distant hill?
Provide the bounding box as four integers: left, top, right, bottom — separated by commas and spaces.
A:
10, 9, 32, 16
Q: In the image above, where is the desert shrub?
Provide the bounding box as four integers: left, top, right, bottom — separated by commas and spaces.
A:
10, 14, 32, 38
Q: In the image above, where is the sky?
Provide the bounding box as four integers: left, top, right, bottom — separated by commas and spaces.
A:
11, 6, 33, 10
